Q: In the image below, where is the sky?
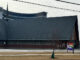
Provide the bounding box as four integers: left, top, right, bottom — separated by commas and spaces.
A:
0, 0, 80, 14
62, 0, 80, 4
0, 0, 80, 40
0, 0, 80, 17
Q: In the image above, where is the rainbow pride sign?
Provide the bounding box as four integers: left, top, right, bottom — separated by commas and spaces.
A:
67, 42, 74, 50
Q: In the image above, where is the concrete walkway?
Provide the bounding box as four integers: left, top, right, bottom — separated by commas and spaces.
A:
0, 49, 79, 52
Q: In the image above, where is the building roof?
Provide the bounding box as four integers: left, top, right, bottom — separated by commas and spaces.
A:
6, 16, 77, 40
3, 10, 47, 19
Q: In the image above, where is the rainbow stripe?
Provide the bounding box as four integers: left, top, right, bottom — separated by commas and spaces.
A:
67, 43, 74, 50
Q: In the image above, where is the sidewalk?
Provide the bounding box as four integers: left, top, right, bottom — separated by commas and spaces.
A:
0, 49, 79, 52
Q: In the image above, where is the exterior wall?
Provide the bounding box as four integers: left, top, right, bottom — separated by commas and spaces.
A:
0, 20, 7, 40
70, 20, 79, 48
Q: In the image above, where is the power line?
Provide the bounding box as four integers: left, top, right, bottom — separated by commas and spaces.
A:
56, 0, 80, 6
13, 0, 80, 12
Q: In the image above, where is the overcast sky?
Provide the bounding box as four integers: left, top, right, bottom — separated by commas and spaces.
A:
0, 0, 80, 13
0, 0, 80, 40
62, 0, 80, 4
